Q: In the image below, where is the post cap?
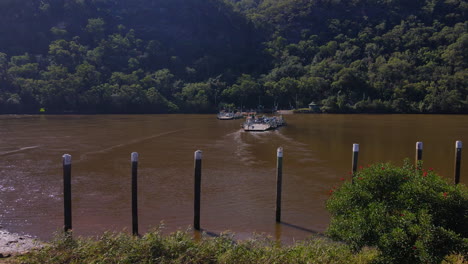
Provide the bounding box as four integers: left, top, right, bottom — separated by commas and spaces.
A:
456, 141, 462, 149
194, 150, 202, 160
277, 147, 283, 158
416, 142, 423, 150
131, 152, 139, 162
353, 144, 359, 152
62, 154, 72, 165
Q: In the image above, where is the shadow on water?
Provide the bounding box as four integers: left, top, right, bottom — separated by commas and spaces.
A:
194, 229, 221, 242
197, 222, 326, 244
200, 229, 221, 238
279, 222, 325, 237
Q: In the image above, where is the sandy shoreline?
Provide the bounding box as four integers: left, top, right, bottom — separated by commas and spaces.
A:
0, 229, 43, 258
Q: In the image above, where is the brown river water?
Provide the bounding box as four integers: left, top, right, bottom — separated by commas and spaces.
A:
0, 114, 466, 243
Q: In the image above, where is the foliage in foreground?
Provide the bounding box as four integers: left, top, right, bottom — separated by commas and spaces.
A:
327, 161, 468, 264
14, 230, 378, 264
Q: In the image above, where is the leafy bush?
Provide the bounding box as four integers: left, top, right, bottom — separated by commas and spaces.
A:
326, 161, 468, 263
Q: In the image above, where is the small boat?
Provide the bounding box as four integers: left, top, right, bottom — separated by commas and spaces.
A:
217, 112, 243, 120
242, 115, 285, 131
217, 112, 234, 120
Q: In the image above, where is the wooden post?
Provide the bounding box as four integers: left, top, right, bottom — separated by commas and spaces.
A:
275, 147, 283, 223
352, 144, 359, 183
454, 141, 462, 184
415, 142, 423, 169
194, 150, 202, 230
62, 154, 72, 233
131, 152, 139, 236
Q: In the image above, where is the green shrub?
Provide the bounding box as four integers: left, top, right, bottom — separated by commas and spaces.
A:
326, 161, 468, 263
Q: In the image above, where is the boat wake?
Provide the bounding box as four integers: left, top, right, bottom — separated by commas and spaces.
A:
222, 128, 320, 165
224, 129, 260, 166
0, 146, 40, 157
78, 128, 190, 162
271, 130, 307, 146
272, 130, 319, 163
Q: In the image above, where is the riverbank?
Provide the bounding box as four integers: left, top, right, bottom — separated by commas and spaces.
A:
0, 229, 43, 259
6, 230, 379, 264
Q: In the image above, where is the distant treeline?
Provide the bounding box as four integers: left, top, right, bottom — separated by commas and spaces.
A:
0, 0, 466, 114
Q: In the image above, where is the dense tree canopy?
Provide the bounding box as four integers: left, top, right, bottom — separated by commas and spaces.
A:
0, 0, 466, 113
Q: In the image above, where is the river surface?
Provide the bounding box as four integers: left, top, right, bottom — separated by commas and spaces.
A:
0, 114, 466, 243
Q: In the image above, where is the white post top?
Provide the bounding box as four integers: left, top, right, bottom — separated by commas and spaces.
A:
194, 150, 202, 160
62, 154, 72, 165
456, 141, 462, 148
131, 152, 139, 162
353, 144, 359, 152
416, 142, 423, 150
277, 147, 283, 157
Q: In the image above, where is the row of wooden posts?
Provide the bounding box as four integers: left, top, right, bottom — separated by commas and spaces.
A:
61, 140, 463, 235
351, 141, 463, 184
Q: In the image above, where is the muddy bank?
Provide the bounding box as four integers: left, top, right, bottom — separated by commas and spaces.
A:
0, 229, 43, 258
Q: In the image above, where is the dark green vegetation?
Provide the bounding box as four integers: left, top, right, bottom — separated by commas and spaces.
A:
14, 231, 378, 263
327, 161, 468, 264
0, 0, 467, 113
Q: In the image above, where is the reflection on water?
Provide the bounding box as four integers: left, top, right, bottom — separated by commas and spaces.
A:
0, 114, 466, 243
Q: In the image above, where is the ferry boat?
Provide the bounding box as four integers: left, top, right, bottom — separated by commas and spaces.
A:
242, 115, 285, 131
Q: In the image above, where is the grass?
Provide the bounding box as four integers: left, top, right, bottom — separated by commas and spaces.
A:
10, 228, 379, 264
4, 230, 465, 264
292, 108, 315, 113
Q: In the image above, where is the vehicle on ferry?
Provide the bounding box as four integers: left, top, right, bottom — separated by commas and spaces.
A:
242, 115, 285, 131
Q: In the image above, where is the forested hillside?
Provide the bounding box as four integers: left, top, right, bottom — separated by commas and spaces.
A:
0, 0, 466, 113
